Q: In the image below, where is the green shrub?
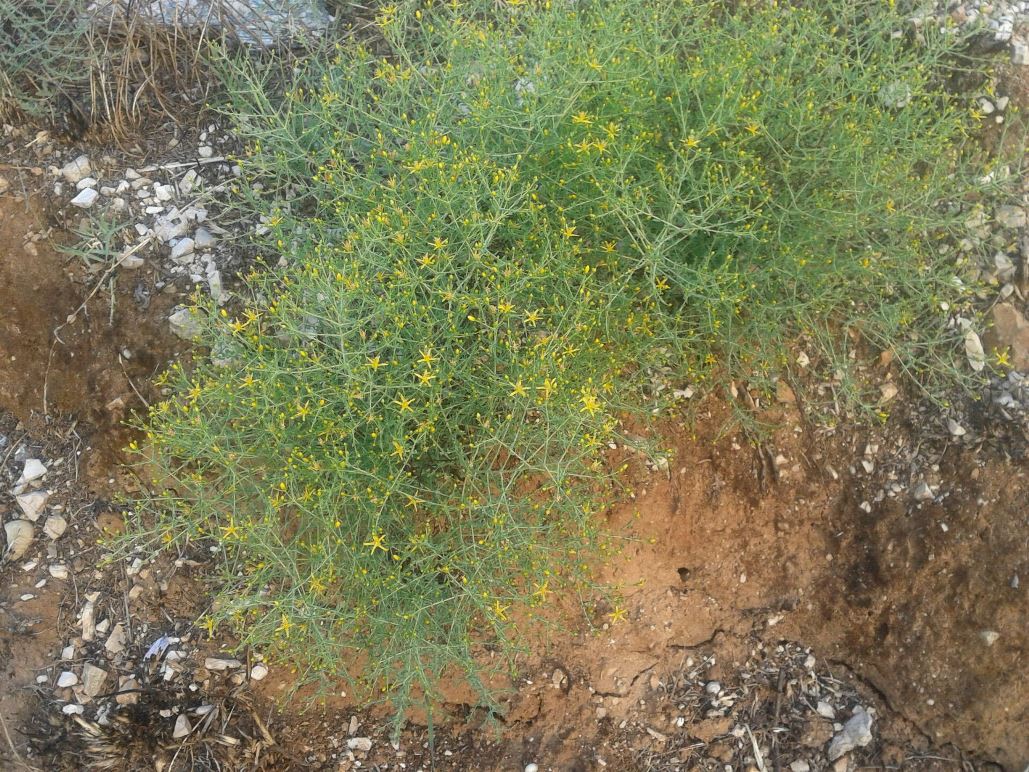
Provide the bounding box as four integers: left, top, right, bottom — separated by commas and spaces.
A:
127, 0, 990, 717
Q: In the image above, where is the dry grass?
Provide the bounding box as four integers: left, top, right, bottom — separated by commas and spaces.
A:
1, 1, 222, 137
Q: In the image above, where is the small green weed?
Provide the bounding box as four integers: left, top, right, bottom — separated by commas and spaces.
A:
124, 0, 996, 721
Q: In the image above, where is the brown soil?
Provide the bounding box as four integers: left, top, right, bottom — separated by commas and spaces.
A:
0, 182, 182, 486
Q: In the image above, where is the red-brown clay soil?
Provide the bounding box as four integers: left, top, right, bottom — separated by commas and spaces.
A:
466, 402, 1027, 769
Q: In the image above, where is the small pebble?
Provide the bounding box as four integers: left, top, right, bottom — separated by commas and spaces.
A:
70, 188, 99, 209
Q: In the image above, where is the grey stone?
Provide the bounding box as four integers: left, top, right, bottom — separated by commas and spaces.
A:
60, 155, 91, 184
44, 514, 68, 540
912, 480, 934, 501
965, 330, 986, 372
986, 303, 1029, 371
204, 657, 242, 671
170, 237, 195, 262
827, 707, 874, 761
18, 458, 48, 484
173, 713, 192, 739
70, 188, 99, 209
3, 520, 34, 562
995, 205, 1027, 229
194, 226, 216, 249
81, 663, 108, 697
1012, 41, 1029, 66
169, 308, 202, 339
16, 490, 50, 521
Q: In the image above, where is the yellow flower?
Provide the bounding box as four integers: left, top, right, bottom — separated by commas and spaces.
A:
367, 355, 386, 370
416, 370, 436, 385
492, 600, 509, 620
364, 531, 387, 552
509, 379, 528, 398
580, 389, 601, 416
393, 394, 414, 413
532, 581, 551, 601
418, 347, 437, 366
608, 606, 627, 623
276, 613, 293, 637
536, 378, 557, 402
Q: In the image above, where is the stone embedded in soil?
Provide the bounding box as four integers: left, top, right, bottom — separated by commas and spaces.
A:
169, 307, 202, 339
56, 671, 78, 688
62, 704, 84, 715
980, 630, 1000, 646
204, 657, 242, 671
170, 237, 195, 262
173, 713, 192, 739
947, 418, 967, 437
827, 707, 874, 761
964, 330, 986, 372
3, 519, 34, 562
17, 458, 47, 485
995, 205, 1027, 230
60, 155, 91, 184
154, 214, 188, 242
347, 738, 373, 752
250, 663, 269, 681
1013, 41, 1029, 66
116, 675, 139, 705
911, 481, 934, 502
48, 563, 69, 580
0, 175, 9, 194
81, 663, 108, 698
154, 183, 175, 202
878, 382, 898, 404
790, 762, 811, 772
986, 303, 1029, 371
194, 226, 216, 248
44, 514, 68, 540
70, 188, 99, 209
80, 600, 96, 641
816, 700, 836, 720
16, 490, 49, 521
105, 623, 127, 655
